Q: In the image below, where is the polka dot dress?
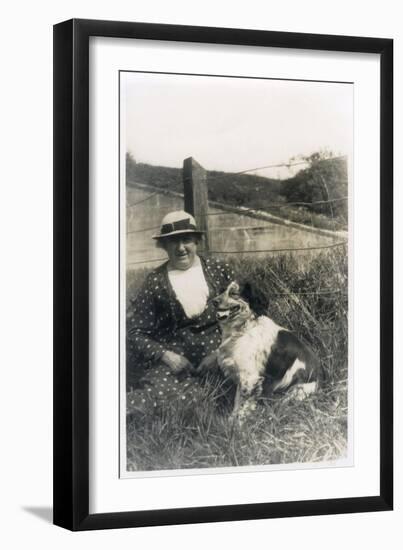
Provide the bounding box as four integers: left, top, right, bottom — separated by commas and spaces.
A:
126, 365, 203, 414
127, 256, 234, 413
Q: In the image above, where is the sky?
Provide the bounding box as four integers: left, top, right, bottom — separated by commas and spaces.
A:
122, 71, 353, 179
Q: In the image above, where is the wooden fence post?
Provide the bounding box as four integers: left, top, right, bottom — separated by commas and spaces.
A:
183, 157, 210, 252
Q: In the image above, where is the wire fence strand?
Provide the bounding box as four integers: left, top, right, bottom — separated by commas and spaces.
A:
126, 240, 347, 267
127, 257, 166, 267
208, 240, 347, 256
204, 196, 348, 218
126, 192, 159, 208
271, 289, 347, 297
126, 195, 348, 235
206, 155, 347, 182
127, 224, 160, 236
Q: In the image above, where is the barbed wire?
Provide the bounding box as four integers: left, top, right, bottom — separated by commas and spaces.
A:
271, 289, 347, 297
205, 196, 348, 220
206, 155, 347, 182
127, 257, 166, 267
126, 195, 348, 236
127, 188, 348, 214
125, 260, 347, 298
209, 222, 345, 233
127, 224, 160, 236
127, 240, 347, 267
126, 192, 159, 208
208, 240, 347, 255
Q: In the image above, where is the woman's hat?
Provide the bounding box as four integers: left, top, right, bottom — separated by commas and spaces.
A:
152, 210, 204, 240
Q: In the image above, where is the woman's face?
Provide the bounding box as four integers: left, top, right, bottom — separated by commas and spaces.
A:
163, 234, 198, 270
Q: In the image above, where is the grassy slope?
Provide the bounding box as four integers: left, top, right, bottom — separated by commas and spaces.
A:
126, 249, 348, 471
126, 155, 348, 231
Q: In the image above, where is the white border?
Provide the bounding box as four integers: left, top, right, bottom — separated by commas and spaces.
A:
89, 36, 380, 514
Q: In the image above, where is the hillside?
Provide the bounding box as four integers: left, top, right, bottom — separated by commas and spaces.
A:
126, 153, 348, 231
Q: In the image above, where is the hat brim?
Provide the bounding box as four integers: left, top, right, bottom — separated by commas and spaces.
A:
152, 229, 205, 240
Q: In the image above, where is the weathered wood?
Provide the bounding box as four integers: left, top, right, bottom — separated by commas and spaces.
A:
183, 157, 210, 251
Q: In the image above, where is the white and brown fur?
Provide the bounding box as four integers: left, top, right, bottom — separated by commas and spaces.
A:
199, 281, 322, 420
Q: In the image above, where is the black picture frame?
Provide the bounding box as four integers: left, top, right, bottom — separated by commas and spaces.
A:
53, 18, 393, 531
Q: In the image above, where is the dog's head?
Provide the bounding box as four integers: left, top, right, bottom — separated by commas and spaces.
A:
213, 281, 269, 326
212, 281, 252, 326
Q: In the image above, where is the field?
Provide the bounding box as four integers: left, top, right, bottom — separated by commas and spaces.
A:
125, 248, 348, 472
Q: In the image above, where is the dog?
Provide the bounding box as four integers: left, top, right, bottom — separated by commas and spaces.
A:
198, 281, 322, 420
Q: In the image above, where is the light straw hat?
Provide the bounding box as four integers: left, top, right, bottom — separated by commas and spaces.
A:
152, 210, 204, 240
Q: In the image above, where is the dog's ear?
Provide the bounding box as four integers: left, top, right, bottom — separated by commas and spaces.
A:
240, 282, 268, 316
239, 282, 253, 302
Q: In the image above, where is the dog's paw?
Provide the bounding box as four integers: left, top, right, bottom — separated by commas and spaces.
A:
196, 352, 218, 374
234, 399, 257, 425
221, 357, 236, 369
288, 382, 318, 401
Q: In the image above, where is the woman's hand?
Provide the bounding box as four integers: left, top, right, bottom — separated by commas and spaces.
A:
161, 350, 194, 374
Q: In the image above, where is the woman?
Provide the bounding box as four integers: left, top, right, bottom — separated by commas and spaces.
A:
127, 210, 234, 413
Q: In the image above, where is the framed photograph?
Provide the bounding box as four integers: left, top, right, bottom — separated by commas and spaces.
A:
53, 19, 393, 530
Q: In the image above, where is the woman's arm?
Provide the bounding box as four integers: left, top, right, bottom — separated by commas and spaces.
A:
127, 274, 194, 372
127, 275, 167, 363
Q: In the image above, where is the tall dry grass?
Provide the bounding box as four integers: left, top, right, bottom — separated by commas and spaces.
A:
126, 249, 348, 471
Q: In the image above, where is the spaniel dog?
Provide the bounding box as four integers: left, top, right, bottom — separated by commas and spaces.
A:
198, 281, 322, 420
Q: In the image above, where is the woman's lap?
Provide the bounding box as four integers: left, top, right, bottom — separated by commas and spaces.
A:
127, 362, 202, 415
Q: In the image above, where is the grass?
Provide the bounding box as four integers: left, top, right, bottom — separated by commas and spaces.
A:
127, 376, 347, 471
125, 248, 348, 471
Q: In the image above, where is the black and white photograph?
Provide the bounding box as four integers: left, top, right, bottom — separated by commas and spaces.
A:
121, 70, 352, 475
1, 0, 398, 540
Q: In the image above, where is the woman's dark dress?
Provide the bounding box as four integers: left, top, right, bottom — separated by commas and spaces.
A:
126, 256, 234, 412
